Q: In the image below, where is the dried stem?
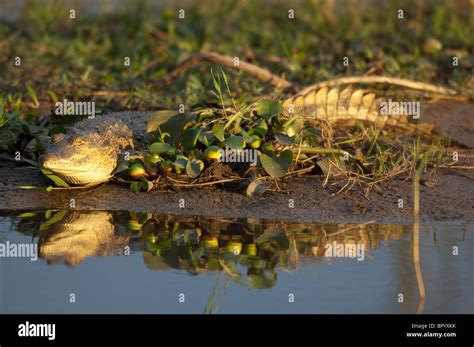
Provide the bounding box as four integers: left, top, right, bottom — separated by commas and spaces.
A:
156, 52, 292, 89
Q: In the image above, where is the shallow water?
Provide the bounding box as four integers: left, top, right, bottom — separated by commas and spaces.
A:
0, 210, 472, 314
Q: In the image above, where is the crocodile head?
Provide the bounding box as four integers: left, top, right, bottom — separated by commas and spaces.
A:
39, 128, 133, 185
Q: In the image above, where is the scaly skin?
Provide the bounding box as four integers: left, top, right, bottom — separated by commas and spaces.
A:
282, 87, 436, 137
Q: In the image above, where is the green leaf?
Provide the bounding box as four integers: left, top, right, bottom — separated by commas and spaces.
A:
45, 210, 52, 220
275, 133, 295, 146
149, 112, 193, 146
41, 169, 70, 187
26, 85, 39, 106
149, 142, 175, 155
240, 129, 257, 144
18, 212, 38, 218
198, 131, 215, 147
223, 135, 245, 150
249, 274, 277, 290
256, 100, 283, 120
212, 71, 222, 94
146, 110, 180, 133
182, 128, 201, 150
18, 186, 46, 190
186, 159, 203, 178
282, 116, 304, 137
173, 155, 188, 172
256, 226, 289, 249
260, 150, 293, 178
249, 120, 268, 138
130, 182, 142, 191
22, 158, 38, 167
140, 177, 153, 192
39, 210, 68, 231
212, 124, 225, 142
113, 160, 130, 175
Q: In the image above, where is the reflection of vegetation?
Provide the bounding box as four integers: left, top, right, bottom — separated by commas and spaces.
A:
11, 210, 410, 311
136, 214, 409, 290
13, 210, 409, 275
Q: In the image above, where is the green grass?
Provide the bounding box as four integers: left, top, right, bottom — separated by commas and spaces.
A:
0, 0, 471, 114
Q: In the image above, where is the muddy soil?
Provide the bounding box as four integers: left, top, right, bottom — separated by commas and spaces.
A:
0, 102, 472, 224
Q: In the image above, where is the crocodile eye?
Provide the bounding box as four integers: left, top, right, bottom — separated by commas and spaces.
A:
51, 133, 65, 144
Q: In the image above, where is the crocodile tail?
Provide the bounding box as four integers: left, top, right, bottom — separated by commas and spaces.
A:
282, 87, 438, 139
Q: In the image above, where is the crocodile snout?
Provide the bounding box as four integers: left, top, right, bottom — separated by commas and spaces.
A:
39, 153, 57, 170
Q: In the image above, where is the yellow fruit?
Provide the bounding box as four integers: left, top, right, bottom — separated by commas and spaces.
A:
244, 243, 257, 256
127, 219, 143, 231
225, 241, 242, 255
197, 159, 205, 171
128, 164, 147, 180
202, 236, 219, 249
160, 161, 173, 174
204, 146, 222, 160
250, 136, 261, 149
144, 233, 158, 243
422, 37, 442, 55
144, 153, 162, 165
261, 142, 274, 154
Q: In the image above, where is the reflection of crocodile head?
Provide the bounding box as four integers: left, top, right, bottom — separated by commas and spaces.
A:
38, 211, 128, 266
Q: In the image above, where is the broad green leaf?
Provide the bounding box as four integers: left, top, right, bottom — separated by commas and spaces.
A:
113, 160, 130, 175
150, 112, 193, 145
146, 110, 179, 133
250, 120, 268, 138
223, 135, 245, 150
140, 177, 153, 192
275, 133, 295, 146
212, 124, 225, 142
282, 116, 304, 137
173, 155, 188, 171
39, 210, 68, 231
186, 159, 203, 178
198, 131, 215, 147
182, 128, 201, 150
240, 129, 257, 144
260, 150, 293, 178
249, 274, 277, 289
256, 226, 289, 249
41, 169, 70, 187
149, 142, 175, 155
256, 99, 283, 120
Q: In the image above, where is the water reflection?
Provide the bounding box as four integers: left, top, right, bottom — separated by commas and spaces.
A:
2, 210, 472, 314
14, 210, 409, 287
